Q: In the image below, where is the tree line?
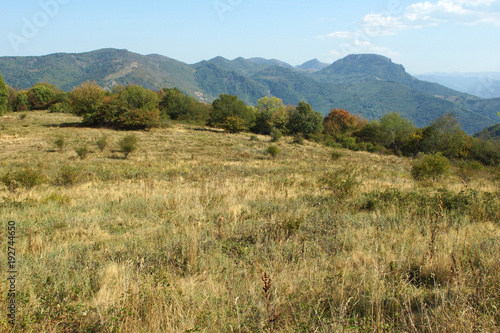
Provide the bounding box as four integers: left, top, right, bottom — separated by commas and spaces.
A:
0, 75, 499, 166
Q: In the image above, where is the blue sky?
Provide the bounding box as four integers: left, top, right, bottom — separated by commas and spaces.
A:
1, 0, 499, 74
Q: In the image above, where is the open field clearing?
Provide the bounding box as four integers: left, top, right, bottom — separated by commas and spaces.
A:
1, 112, 499, 332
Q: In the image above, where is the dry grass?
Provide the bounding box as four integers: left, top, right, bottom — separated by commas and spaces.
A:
0, 111, 499, 332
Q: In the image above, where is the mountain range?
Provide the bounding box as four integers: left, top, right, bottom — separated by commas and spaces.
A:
0, 48, 499, 134
417, 72, 500, 99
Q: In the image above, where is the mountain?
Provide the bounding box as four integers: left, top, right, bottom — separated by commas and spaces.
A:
0, 48, 201, 96
0, 49, 499, 134
474, 123, 500, 141
296, 59, 329, 72
417, 72, 500, 99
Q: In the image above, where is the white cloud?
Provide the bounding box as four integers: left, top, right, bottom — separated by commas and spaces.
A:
319, 0, 500, 45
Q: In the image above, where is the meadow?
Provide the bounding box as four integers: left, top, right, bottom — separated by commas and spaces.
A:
0, 111, 499, 332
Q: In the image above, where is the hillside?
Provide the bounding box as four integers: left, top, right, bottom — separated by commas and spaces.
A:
1, 49, 499, 133
474, 123, 500, 140
1, 111, 499, 332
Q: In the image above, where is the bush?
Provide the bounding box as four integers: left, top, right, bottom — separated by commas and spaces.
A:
115, 108, 161, 130
27, 82, 58, 110
266, 145, 281, 160
331, 151, 343, 160
270, 128, 282, 142
320, 168, 360, 199
96, 135, 108, 152
69, 81, 107, 125
75, 145, 89, 160
411, 153, 450, 180
56, 165, 82, 186
13, 90, 30, 112
119, 134, 138, 159
292, 133, 304, 145
1, 167, 45, 191
219, 116, 247, 133
54, 136, 66, 151
249, 135, 259, 142
0, 73, 8, 116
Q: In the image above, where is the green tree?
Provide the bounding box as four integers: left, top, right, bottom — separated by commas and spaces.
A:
113, 85, 161, 130
209, 94, 255, 130
13, 90, 30, 112
287, 101, 324, 136
0, 74, 8, 115
378, 112, 417, 155
159, 88, 209, 123
253, 96, 285, 134
420, 113, 470, 159
27, 82, 58, 110
114, 85, 159, 112
70, 81, 107, 125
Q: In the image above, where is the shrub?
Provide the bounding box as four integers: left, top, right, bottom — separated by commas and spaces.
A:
249, 135, 259, 142
54, 136, 66, 151
115, 108, 161, 130
56, 165, 82, 186
1, 167, 45, 191
331, 151, 343, 160
292, 133, 304, 145
69, 81, 107, 125
270, 128, 282, 142
96, 135, 108, 152
27, 82, 58, 110
411, 153, 450, 180
219, 116, 247, 133
75, 145, 89, 160
119, 134, 138, 159
266, 145, 281, 160
13, 90, 30, 111
320, 168, 360, 199
0, 73, 8, 116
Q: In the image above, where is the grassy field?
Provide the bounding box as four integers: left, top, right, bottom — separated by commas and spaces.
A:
1, 111, 499, 332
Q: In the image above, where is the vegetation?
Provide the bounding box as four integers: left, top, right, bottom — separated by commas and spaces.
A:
119, 133, 138, 159
2, 49, 499, 134
0, 73, 8, 115
411, 153, 451, 180
0, 111, 499, 332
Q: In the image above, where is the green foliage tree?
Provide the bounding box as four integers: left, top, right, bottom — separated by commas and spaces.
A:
70, 81, 107, 125
420, 113, 470, 159
219, 116, 247, 133
114, 85, 159, 112
209, 94, 255, 130
0, 73, 8, 115
378, 112, 417, 155
253, 96, 285, 134
7, 86, 17, 112
159, 88, 209, 123
27, 82, 58, 110
113, 85, 160, 130
287, 101, 324, 136
13, 90, 30, 111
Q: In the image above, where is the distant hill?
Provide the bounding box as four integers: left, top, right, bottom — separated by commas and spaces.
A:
296, 59, 329, 72
417, 72, 500, 99
474, 123, 500, 141
0, 49, 499, 134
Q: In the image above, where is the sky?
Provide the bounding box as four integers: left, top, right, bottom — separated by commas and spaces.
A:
0, 0, 499, 74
